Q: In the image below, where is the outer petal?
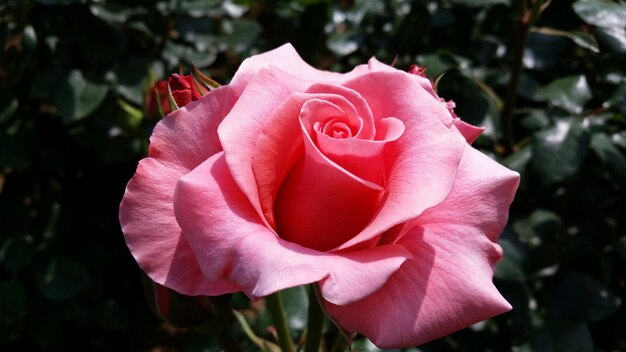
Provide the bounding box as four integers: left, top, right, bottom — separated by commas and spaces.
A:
149, 86, 238, 169
323, 146, 519, 349
416, 145, 520, 238
336, 71, 467, 250
324, 225, 510, 349
173, 153, 411, 305
228, 43, 371, 95
218, 67, 312, 226
119, 86, 240, 296
452, 118, 484, 144
367, 57, 441, 107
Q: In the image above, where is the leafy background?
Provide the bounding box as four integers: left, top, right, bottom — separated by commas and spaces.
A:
1, 0, 625, 351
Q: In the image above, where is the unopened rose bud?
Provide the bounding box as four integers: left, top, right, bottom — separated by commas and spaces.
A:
408, 64, 427, 77
145, 74, 208, 117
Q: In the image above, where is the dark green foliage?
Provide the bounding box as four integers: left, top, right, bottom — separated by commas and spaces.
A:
0, 0, 624, 351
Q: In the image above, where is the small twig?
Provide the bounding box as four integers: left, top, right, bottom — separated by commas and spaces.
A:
500, 0, 549, 156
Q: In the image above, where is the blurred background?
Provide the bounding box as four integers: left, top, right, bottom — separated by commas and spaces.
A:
1, 0, 625, 351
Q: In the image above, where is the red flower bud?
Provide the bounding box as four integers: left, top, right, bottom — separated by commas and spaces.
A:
146, 74, 207, 117
408, 64, 427, 77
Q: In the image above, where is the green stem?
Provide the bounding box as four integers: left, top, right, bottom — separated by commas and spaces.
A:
266, 292, 295, 352
304, 286, 325, 352
501, 0, 548, 156
501, 0, 529, 155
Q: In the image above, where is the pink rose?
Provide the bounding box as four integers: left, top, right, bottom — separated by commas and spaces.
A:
120, 44, 519, 348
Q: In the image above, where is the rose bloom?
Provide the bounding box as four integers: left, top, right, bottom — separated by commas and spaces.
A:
145, 73, 207, 117
120, 44, 519, 348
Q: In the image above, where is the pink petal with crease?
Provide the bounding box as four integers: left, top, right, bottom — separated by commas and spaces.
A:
314, 117, 404, 185
119, 86, 240, 295
324, 146, 519, 348
228, 44, 373, 95
173, 153, 411, 305
453, 118, 485, 144
335, 71, 467, 250
218, 68, 312, 226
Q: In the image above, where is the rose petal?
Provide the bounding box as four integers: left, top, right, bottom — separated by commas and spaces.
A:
306, 83, 376, 139
323, 145, 518, 349
416, 145, 520, 240
120, 159, 239, 296
274, 105, 385, 251
218, 68, 312, 227
252, 88, 378, 228
366, 57, 443, 117
228, 44, 371, 95
119, 86, 240, 296
314, 117, 404, 185
221, 54, 426, 228
324, 224, 511, 349
149, 86, 238, 169
173, 153, 411, 304
452, 117, 484, 144
335, 71, 467, 250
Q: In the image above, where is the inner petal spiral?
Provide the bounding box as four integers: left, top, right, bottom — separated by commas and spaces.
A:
317, 117, 355, 139
273, 92, 405, 252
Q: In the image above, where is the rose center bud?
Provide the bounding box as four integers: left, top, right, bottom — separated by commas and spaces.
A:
316, 117, 355, 139
274, 97, 405, 252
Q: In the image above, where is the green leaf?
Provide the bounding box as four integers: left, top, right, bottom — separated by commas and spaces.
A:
513, 209, 561, 247
532, 27, 599, 53
89, 4, 129, 24
327, 31, 360, 57
450, 0, 509, 6
162, 41, 217, 68
117, 99, 144, 128
535, 76, 592, 114
524, 32, 570, 70
532, 118, 591, 184
568, 31, 600, 53
590, 132, 626, 182
603, 80, 626, 115
37, 256, 91, 301
220, 19, 262, 53
502, 144, 532, 173
21, 25, 38, 51
573, 0, 626, 28
113, 58, 155, 106
54, 70, 108, 124
596, 27, 626, 55
416, 53, 459, 78
280, 285, 308, 331
521, 110, 551, 131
